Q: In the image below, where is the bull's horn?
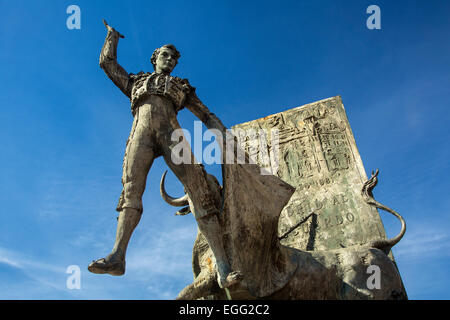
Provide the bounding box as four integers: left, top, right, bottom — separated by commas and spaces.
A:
160, 171, 189, 207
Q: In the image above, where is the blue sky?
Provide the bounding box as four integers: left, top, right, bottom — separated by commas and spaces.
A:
0, 0, 449, 299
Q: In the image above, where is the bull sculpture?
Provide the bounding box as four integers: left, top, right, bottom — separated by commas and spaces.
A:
160, 169, 407, 300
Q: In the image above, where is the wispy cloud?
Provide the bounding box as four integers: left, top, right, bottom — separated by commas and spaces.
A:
127, 224, 195, 273
124, 221, 198, 298
394, 228, 450, 262
0, 246, 69, 298
0, 255, 21, 269
0, 247, 64, 274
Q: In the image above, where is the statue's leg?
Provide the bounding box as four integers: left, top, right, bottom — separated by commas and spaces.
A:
194, 214, 242, 288
89, 106, 157, 276
160, 129, 241, 288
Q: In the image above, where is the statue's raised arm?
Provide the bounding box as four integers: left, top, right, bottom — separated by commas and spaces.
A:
99, 20, 132, 98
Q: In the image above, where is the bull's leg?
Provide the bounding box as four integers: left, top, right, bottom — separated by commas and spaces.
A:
89, 107, 156, 276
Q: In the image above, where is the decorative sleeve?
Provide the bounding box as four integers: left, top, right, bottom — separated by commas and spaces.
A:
185, 89, 227, 135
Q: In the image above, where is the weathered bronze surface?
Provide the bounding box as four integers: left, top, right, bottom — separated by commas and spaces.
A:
172, 97, 406, 300
233, 96, 388, 251
88, 20, 294, 291
88, 20, 248, 288
89, 21, 406, 300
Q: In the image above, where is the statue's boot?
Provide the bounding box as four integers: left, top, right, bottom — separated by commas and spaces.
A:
217, 267, 243, 289
88, 250, 125, 276
196, 213, 243, 289
88, 207, 141, 276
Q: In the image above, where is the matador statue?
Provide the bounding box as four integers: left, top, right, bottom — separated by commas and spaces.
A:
88, 20, 240, 288
88, 20, 295, 293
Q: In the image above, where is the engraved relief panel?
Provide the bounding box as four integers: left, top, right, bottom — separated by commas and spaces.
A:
233, 96, 387, 251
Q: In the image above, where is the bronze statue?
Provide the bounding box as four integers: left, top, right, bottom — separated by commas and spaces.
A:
88, 20, 241, 288
88, 21, 406, 300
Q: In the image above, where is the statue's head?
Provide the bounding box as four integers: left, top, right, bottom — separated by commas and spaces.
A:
151, 44, 180, 74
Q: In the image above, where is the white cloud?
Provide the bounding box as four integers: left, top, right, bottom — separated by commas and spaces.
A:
0, 246, 70, 298
0, 255, 22, 269
394, 228, 450, 261
0, 247, 64, 274
117, 221, 198, 298
126, 224, 196, 276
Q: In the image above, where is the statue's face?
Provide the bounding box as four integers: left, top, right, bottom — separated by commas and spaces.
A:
155, 47, 178, 74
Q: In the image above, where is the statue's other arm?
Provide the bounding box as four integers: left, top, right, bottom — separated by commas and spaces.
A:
186, 90, 253, 164
99, 20, 132, 98
185, 90, 227, 134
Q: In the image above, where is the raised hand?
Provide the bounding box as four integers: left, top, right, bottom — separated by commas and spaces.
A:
102, 19, 125, 38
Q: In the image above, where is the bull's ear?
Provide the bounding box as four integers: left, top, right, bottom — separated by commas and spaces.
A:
175, 206, 191, 216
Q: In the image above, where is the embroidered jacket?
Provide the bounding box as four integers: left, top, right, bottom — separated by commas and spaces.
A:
99, 28, 226, 133
128, 72, 192, 115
